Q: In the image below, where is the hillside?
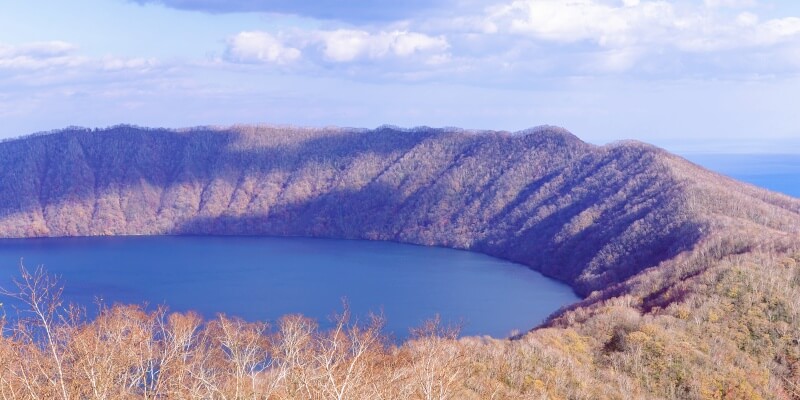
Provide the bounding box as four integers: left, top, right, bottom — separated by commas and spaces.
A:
5, 124, 795, 295
0, 125, 799, 398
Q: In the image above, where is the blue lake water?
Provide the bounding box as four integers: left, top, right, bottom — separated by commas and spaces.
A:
2, 154, 790, 340
0, 236, 578, 338
685, 154, 800, 197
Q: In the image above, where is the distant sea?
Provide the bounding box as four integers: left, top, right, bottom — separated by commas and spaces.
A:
683, 154, 800, 198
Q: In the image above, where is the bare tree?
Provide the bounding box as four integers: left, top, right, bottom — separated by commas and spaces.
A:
0, 264, 72, 400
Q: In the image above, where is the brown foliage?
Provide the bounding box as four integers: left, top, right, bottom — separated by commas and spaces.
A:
0, 268, 471, 399
2, 126, 800, 398
0, 125, 772, 295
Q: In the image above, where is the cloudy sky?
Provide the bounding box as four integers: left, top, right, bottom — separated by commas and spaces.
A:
1, 0, 799, 152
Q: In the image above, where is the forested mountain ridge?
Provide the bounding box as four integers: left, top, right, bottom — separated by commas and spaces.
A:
2, 125, 800, 398
0, 125, 797, 296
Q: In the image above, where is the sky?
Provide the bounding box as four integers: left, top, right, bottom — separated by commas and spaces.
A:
1, 0, 800, 153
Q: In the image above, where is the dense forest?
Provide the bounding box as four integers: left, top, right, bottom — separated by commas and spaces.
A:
0, 125, 799, 398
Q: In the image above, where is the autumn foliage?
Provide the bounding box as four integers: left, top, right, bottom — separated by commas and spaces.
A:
1, 125, 799, 398
0, 266, 472, 399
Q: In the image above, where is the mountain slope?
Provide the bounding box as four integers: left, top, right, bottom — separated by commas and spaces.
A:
1, 124, 800, 398
0, 125, 798, 296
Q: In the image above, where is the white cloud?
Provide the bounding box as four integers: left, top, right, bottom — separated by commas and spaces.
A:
676, 15, 800, 51
223, 29, 449, 66
487, 0, 683, 48
4, 41, 77, 57
101, 57, 159, 71
0, 41, 85, 69
367, 0, 800, 80
0, 41, 159, 73
592, 47, 642, 73
736, 12, 759, 27
483, 0, 800, 53
315, 30, 371, 62
226, 31, 301, 64
704, 0, 757, 9
316, 29, 449, 62
760, 17, 800, 41
213, 1, 799, 79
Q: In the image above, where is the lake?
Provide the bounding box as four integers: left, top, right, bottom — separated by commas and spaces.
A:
2, 154, 791, 340
0, 235, 578, 338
